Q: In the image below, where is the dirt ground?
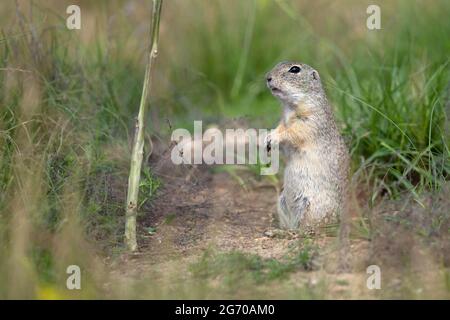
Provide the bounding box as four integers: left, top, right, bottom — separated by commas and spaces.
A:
108, 142, 450, 299
141, 167, 299, 259
109, 146, 363, 297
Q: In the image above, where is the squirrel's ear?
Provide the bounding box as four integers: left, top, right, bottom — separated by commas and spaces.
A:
312, 71, 319, 80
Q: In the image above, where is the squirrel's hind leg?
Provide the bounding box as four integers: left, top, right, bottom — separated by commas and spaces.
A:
277, 193, 309, 230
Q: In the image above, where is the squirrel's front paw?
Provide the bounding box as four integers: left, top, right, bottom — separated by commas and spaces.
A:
264, 131, 279, 153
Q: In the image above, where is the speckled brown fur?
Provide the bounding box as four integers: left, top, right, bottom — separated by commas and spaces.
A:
265, 61, 350, 230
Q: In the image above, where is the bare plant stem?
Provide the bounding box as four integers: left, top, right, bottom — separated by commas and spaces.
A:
125, 0, 163, 252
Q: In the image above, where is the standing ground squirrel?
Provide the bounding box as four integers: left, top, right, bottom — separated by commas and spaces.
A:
265, 61, 350, 230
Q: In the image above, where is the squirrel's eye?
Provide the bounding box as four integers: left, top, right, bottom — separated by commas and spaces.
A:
288, 66, 301, 74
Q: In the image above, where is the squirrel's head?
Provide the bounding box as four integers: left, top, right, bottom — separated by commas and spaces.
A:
266, 61, 324, 107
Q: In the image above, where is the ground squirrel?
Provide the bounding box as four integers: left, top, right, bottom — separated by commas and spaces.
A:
265, 61, 350, 230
